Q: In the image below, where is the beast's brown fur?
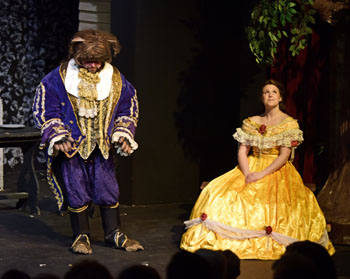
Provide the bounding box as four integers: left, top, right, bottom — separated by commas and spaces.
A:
67, 29, 121, 66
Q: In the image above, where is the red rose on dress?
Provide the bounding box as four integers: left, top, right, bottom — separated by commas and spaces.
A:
291, 140, 298, 147
265, 226, 272, 235
258, 124, 267, 135
200, 213, 207, 221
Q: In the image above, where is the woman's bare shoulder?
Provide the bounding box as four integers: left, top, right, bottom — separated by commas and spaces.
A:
249, 115, 262, 124
280, 112, 291, 121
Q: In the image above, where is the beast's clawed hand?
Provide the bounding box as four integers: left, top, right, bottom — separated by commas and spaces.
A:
118, 136, 132, 154
54, 136, 75, 153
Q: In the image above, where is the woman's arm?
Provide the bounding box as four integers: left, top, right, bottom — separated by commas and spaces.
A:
246, 146, 291, 183
238, 144, 251, 178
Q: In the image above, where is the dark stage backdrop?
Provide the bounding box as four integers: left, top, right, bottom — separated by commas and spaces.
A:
1, 0, 262, 205
111, 0, 262, 205
0, 0, 79, 169
1, 1, 342, 205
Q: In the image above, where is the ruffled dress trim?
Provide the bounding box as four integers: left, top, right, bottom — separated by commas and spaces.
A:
233, 117, 304, 161
185, 215, 330, 249
233, 117, 304, 149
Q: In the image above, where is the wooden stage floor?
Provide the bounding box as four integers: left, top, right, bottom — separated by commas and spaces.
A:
1, 172, 348, 279
0, 197, 276, 279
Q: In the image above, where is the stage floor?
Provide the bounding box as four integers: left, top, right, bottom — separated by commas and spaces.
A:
0, 195, 275, 279
3, 170, 348, 279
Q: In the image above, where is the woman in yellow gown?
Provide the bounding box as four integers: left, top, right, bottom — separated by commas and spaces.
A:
180, 79, 334, 260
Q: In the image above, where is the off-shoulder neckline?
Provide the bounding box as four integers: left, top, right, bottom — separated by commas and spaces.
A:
246, 116, 294, 128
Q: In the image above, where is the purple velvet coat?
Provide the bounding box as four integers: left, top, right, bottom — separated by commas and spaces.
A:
32, 62, 139, 211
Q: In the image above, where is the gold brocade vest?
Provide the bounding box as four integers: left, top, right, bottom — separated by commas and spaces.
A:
59, 62, 123, 160
70, 96, 109, 159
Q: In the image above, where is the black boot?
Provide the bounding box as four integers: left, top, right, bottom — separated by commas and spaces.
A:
69, 209, 92, 254
100, 206, 121, 237
100, 206, 144, 252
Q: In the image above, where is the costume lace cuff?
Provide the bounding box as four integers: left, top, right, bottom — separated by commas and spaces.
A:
112, 131, 138, 157
40, 119, 70, 155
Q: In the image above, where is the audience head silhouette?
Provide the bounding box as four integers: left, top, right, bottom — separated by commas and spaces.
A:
33, 274, 60, 279
1, 270, 31, 279
272, 241, 337, 279
64, 259, 112, 279
222, 249, 240, 279
167, 250, 214, 279
117, 264, 161, 279
195, 249, 227, 279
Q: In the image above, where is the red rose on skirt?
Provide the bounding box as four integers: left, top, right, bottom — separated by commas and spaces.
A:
265, 226, 272, 235
258, 124, 267, 135
200, 213, 207, 221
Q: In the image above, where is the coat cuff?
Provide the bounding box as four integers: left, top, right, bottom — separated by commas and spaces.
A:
112, 131, 138, 157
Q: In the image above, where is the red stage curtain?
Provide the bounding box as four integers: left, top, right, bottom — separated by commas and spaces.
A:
270, 24, 331, 185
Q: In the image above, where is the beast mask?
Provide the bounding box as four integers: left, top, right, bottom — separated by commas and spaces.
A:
67, 29, 121, 66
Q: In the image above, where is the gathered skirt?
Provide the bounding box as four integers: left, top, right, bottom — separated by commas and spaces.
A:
180, 154, 335, 260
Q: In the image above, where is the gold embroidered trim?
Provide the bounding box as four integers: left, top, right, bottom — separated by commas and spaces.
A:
115, 115, 138, 127
77, 68, 100, 118
87, 118, 92, 155
115, 116, 137, 128
41, 118, 65, 133
40, 83, 46, 123
63, 135, 83, 159
100, 202, 119, 209
33, 83, 46, 125
131, 93, 139, 125
46, 158, 64, 210
99, 100, 104, 150
68, 204, 89, 213
110, 202, 120, 208
104, 67, 122, 135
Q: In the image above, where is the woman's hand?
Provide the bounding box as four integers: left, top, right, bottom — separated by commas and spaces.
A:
246, 172, 264, 183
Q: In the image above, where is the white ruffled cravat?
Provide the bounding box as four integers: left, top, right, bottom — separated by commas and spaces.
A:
64, 58, 113, 101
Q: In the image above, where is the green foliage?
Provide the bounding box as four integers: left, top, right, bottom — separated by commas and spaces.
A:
246, 0, 316, 64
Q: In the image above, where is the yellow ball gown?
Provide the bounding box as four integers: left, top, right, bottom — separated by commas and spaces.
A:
180, 117, 335, 260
